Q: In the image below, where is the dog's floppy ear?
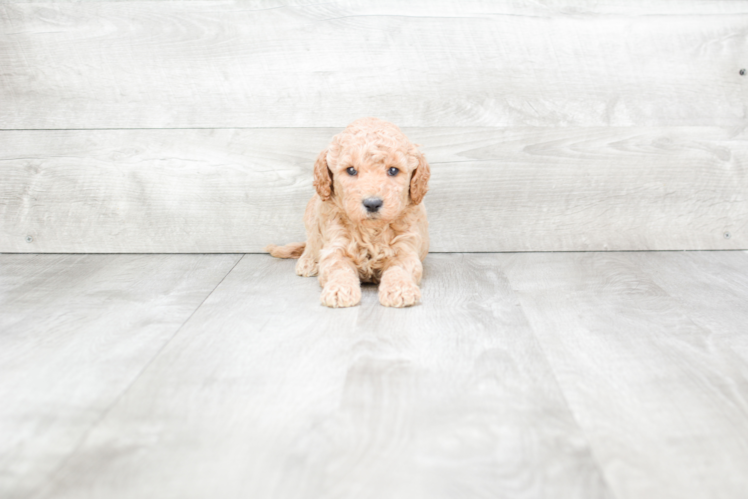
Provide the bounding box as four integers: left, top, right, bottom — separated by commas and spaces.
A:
313, 149, 333, 201
409, 149, 430, 205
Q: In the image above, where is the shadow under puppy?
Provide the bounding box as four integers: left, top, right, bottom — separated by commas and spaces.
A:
266, 117, 430, 308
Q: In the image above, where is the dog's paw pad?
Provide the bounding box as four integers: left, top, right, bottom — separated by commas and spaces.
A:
379, 281, 421, 308
295, 257, 318, 277
320, 282, 361, 308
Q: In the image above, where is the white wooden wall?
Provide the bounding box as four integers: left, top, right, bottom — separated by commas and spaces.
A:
1, 1, 746, 252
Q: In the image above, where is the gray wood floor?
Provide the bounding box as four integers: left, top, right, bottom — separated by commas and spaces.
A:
1, 251, 747, 498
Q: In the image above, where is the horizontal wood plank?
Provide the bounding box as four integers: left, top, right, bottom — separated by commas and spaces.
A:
1, 127, 746, 252
35, 254, 608, 498
1, 1, 746, 128
0, 253, 240, 497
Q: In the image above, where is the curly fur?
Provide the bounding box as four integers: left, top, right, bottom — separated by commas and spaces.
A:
266, 117, 430, 308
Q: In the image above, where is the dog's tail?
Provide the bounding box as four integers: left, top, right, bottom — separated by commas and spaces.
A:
265, 242, 306, 259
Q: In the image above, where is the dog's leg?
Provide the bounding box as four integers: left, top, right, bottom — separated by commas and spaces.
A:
379, 247, 422, 308
318, 249, 361, 308
295, 249, 319, 277
295, 224, 320, 277
296, 197, 321, 277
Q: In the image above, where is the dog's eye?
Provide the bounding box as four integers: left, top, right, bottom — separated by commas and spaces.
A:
387, 167, 399, 176
346, 167, 357, 176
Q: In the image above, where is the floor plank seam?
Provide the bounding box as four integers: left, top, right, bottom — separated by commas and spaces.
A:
28, 253, 246, 497
0, 126, 537, 131
1, 250, 746, 256
508, 286, 618, 497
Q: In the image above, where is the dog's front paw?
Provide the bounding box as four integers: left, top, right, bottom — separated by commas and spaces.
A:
320, 282, 361, 308
295, 256, 318, 277
379, 279, 421, 308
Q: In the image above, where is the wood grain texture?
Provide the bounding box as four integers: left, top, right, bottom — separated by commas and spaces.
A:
501, 251, 748, 497
0, 253, 240, 497
36, 254, 609, 498
632, 251, 748, 363
1, 1, 747, 128
1, 127, 746, 252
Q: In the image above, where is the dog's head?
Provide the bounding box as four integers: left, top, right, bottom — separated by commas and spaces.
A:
313, 118, 430, 223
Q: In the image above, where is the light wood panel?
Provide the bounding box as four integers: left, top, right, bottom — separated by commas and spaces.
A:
1, 127, 746, 252
501, 251, 748, 497
0, 253, 240, 497
36, 254, 609, 498
1, 1, 746, 128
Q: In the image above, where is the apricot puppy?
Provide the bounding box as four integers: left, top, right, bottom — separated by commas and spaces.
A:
266, 117, 430, 308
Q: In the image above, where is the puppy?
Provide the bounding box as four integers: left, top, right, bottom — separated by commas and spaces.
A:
266, 117, 430, 308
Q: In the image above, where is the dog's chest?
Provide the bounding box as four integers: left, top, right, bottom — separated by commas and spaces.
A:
348, 237, 394, 283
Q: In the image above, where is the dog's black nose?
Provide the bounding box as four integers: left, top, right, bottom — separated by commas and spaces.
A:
363, 197, 384, 213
